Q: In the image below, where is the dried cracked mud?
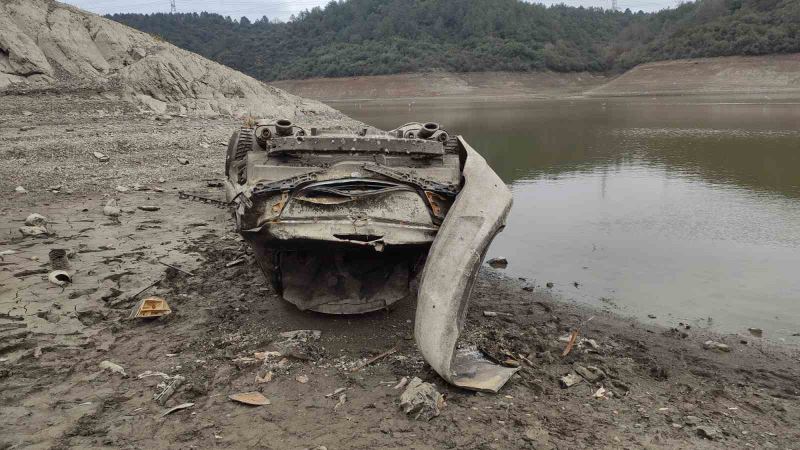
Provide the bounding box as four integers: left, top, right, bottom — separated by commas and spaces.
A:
1, 93, 799, 450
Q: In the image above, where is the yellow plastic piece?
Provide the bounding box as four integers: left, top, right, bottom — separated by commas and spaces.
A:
130, 296, 172, 319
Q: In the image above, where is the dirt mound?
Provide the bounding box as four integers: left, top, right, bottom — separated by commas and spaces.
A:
589, 54, 800, 97
0, 0, 356, 122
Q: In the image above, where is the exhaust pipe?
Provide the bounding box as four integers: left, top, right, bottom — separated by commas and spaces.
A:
275, 119, 294, 137
417, 122, 439, 139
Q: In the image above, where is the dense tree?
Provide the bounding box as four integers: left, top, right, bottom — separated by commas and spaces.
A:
109, 0, 800, 81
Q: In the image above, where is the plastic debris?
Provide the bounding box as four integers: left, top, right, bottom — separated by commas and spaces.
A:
399, 377, 444, 421
229, 392, 270, 406
130, 296, 172, 319
48, 270, 72, 286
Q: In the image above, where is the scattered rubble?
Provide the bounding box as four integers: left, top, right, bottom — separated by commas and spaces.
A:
154, 375, 185, 406
399, 377, 444, 421
272, 330, 322, 360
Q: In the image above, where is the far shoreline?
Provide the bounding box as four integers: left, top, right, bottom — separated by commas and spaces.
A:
271, 53, 800, 103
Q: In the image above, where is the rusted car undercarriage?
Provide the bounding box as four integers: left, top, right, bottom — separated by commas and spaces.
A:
224, 120, 517, 392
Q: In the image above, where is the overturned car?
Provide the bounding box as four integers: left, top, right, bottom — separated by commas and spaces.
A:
224, 120, 517, 392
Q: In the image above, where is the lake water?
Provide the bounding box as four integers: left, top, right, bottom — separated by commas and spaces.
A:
333, 96, 800, 341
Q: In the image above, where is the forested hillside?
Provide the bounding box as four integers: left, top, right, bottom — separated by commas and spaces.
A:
109, 0, 800, 81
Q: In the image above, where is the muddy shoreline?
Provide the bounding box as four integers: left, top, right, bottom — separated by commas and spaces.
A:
2, 93, 799, 449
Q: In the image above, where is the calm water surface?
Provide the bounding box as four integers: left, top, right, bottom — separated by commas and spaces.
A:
334, 97, 800, 340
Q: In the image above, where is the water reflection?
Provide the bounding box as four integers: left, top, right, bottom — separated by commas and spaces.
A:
335, 97, 800, 340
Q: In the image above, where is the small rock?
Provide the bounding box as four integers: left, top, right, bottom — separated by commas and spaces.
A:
22, 111, 33, 116
115, 185, 129, 193
24, 213, 48, 227
158, 178, 166, 183
546, 282, 554, 289
483, 311, 498, 317
647, 314, 657, 319
138, 205, 160, 212
93, 151, 109, 162
747, 327, 763, 337
399, 377, 444, 421
295, 374, 309, 384
99, 360, 127, 377
487, 257, 508, 268
703, 340, 731, 352
19, 126, 35, 131
522, 285, 533, 292
559, 373, 582, 388
15, 186, 28, 194
177, 157, 189, 165
696, 426, 720, 440
103, 199, 121, 217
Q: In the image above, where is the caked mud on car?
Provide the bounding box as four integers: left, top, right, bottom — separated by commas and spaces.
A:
224, 120, 518, 392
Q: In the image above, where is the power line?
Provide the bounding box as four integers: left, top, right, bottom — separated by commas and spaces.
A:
170, 0, 176, 13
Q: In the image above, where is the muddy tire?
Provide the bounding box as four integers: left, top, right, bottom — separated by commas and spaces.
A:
252, 248, 282, 295
225, 127, 255, 184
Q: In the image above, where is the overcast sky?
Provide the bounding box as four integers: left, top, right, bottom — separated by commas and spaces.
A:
63, 0, 682, 21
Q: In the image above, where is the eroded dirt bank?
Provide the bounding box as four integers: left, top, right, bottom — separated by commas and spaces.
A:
273, 54, 800, 102
1, 93, 799, 449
